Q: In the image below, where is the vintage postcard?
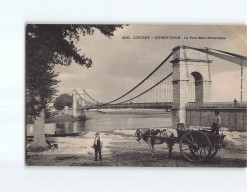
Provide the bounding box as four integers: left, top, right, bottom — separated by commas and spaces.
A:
26, 24, 247, 167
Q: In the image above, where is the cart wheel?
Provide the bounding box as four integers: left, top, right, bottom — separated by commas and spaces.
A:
179, 131, 212, 163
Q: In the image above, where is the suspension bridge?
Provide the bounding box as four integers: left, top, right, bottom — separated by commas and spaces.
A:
71, 45, 247, 130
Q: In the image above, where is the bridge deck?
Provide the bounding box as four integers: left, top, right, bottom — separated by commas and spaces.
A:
77, 102, 173, 110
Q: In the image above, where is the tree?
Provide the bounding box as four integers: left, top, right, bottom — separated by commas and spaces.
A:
26, 24, 124, 149
54, 94, 73, 110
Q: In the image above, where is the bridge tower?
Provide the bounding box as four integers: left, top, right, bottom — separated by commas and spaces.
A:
72, 89, 77, 118
171, 45, 212, 126
72, 89, 87, 120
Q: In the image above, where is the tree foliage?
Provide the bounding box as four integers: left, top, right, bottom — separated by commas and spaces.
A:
26, 24, 124, 120
54, 94, 73, 110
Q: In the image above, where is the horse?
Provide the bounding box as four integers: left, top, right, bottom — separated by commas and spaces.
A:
135, 128, 175, 158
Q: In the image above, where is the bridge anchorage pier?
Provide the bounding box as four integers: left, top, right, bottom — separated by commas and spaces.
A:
72, 89, 87, 120
171, 45, 212, 127
77, 109, 87, 120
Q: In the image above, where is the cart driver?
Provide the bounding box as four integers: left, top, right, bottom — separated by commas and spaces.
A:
210, 110, 221, 135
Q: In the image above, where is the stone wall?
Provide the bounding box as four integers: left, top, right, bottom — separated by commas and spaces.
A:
185, 108, 247, 131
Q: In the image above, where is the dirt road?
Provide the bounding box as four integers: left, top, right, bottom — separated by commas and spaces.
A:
26, 130, 246, 167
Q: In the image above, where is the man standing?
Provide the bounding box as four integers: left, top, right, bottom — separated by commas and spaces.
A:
93, 132, 102, 161
210, 110, 221, 135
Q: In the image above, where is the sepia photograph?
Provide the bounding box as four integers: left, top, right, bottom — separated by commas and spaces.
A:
25, 24, 247, 167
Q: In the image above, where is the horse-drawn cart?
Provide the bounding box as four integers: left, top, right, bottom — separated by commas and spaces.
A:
136, 124, 226, 163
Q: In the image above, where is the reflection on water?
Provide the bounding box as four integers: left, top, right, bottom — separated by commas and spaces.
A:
27, 111, 171, 136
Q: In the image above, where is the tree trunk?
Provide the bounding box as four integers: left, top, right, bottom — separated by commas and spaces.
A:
31, 109, 48, 149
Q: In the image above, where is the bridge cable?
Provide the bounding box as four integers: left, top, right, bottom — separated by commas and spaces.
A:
185, 45, 247, 101
83, 89, 101, 104
209, 47, 246, 101
208, 48, 247, 61
74, 90, 92, 105
101, 52, 173, 105
111, 72, 173, 104
184, 46, 247, 67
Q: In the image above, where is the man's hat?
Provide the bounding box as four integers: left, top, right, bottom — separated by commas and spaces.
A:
95, 132, 100, 135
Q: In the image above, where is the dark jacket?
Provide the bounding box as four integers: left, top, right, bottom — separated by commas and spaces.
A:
93, 137, 101, 149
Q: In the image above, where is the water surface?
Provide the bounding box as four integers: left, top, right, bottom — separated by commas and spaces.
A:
27, 111, 171, 136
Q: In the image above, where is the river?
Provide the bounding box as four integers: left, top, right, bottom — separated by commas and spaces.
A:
26, 110, 171, 136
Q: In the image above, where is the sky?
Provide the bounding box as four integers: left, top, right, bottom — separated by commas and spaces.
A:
54, 25, 247, 102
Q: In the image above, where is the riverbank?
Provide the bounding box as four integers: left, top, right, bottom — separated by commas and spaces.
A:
26, 129, 247, 167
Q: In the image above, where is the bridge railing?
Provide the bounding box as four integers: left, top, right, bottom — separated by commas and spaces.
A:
186, 101, 247, 108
